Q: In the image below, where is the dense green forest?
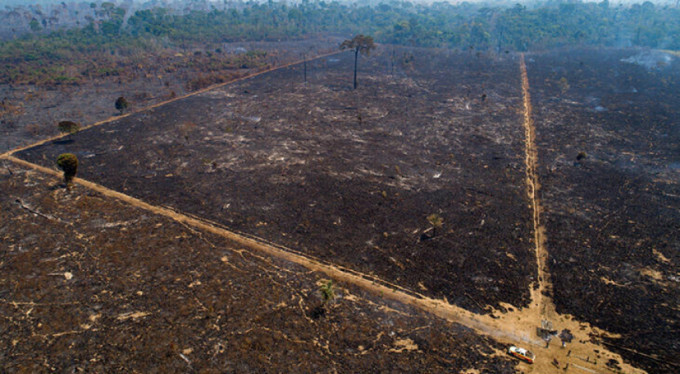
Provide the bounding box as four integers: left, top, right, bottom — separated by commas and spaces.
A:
1, 0, 679, 84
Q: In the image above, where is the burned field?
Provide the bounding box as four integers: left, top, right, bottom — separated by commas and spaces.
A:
16, 47, 535, 313
0, 39, 338, 154
527, 48, 680, 373
7, 42, 679, 373
0, 164, 517, 373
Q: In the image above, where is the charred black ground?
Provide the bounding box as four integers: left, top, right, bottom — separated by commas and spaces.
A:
0, 165, 516, 373
527, 47, 680, 374
16, 47, 536, 314
13, 46, 680, 373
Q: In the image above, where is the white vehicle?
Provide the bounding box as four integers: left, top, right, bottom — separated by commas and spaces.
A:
508, 345, 535, 364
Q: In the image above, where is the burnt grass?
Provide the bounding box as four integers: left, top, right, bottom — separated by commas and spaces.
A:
16, 47, 535, 313
0, 39, 338, 154
527, 48, 680, 373
0, 164, 518, 373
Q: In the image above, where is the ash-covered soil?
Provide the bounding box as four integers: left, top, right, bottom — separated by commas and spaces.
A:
0, 163, 518, 373
527, 48, 680, 373
16, 47, 535, 313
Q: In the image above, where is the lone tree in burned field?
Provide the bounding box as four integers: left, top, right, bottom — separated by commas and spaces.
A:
340, 35, 376, 89
427, 213, 444, 238
56, 153, 78, 187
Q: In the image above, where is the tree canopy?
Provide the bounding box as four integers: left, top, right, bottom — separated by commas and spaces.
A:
340, 34, 376, 56
1, 0, 679, 85
340, 34, 376, 89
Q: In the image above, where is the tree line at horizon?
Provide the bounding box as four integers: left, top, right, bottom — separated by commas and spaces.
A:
1, 0, 678, 84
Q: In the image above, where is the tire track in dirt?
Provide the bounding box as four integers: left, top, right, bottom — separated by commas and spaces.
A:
1, 50, 343, 159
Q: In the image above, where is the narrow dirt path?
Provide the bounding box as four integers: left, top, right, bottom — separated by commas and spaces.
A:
520, 53, 552, 319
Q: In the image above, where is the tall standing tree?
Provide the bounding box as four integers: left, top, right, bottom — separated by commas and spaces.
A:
340, 35, 376, 89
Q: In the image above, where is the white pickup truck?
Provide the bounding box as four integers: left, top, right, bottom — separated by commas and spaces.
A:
508, 345, 536, 364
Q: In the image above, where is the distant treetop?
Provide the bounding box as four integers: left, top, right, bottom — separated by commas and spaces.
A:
340, 35, 376, 56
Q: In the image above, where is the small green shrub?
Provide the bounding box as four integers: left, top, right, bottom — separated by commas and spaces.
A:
57, 120, 80, 135
115, 96, 129, 114
320, 280, 335, 304
427, 213, 444, 237
56, 153, 78, 185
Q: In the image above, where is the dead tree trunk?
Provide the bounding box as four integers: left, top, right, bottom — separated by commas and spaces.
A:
353, 47, 359, 89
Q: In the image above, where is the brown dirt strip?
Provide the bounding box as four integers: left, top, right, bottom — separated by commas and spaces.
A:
520, 53, 552, 317
480, 54, 646, 374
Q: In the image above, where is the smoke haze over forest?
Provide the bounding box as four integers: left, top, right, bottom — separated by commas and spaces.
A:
2, 0, 679, 46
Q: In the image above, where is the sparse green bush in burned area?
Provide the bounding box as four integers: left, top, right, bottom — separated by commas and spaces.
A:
426, 213, 444, 238
57, 121, 80, 135
320, 280, 335, 305
115, 96, 128, 114
56, 153, 78, 186
311, 280, 336, 319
